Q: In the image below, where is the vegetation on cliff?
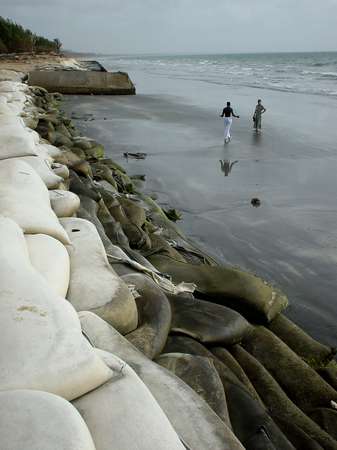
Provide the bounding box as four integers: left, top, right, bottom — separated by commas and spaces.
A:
0, 16, 62, 54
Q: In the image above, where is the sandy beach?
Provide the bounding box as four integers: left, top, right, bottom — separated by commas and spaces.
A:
64, 68, 337, 347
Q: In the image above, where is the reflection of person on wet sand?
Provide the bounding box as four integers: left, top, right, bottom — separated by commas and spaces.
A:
219, 159, 238, 176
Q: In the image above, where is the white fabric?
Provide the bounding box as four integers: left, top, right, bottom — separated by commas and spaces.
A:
0, 159, 70, 244
224, 117, 232, 140
79, 312, 245, 450
0, 69, 24, 82
0, 390, 96, 450
0, 80, 28, 93
11, 156, 62, 189
61, 218, 138, 334
0, 217, 112, 400
50, 190, 80, 218
0, 124, 38, 160
0, 96, 15, 115
0, 114, 24, 127
52, 163, 70, 180
25, 234, 70, 297
73, 350, 186, 450
25, 127, 40, 144
35, 143, 62, 161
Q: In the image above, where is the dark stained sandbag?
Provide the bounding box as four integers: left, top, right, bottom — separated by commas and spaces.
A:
122, 222, 152, 251
225, 382, 295, 450
77, 194, 123, 258
139, 194, 217, 266
164, 335, 255, 422
97, 199, 129, 247
99, 158, 126, 174
309, 408, 337, 440
79, 312, 245, 450
242, 326, 337, 412
147, 255, 288, 322
164, 335, 242, 390
69, 170, 101, 202
123, 273, 171, 359
243, 433, 277, 450
211, 347, 262, 404
269, 314, 336, 369
318, 360, 337, 391
97, 188, 128, 224
91, 162, 117, 188
119, 197, 146, 227
168, 293, 251, 345
77, 193, 158, 273
230, 345, 337, 450
156, 352, 229, 425
146, 233, 187, 263
273, 417, 324, 450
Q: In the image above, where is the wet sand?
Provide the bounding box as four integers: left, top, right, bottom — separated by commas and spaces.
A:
64, 73, 337, 346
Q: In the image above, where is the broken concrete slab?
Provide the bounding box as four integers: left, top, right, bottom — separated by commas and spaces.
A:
28, 70, 136, 95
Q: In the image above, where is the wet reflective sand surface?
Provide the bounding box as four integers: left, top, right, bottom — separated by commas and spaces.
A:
64, 71, 337, 346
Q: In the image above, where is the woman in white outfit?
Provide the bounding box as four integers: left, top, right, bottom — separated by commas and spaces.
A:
220, 102, 240, 144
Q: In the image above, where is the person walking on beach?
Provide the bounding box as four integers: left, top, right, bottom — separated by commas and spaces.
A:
220, 102, 240, 144
253, 99, 266, 132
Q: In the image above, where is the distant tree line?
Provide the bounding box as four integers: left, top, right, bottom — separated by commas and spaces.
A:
0, 16, 62, 54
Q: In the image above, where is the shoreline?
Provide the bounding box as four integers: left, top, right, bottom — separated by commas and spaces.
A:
1, 61, 337, 449
64, 84, 337, 347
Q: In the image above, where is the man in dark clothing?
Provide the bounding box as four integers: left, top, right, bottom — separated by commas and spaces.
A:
220, 102, 240, 143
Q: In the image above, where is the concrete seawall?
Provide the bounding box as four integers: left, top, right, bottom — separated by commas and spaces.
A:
28, 70, 136, 95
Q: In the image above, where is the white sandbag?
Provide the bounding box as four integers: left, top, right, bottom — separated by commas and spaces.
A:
79, 312, 245, 450
43, 143, 63, 159
0, 96, 15, 115
11, 156, 62, 189
26, 127, 40, 144
73, 350, 185, 450
61, 218, 137, 334
0, 114, 24, 127
50, 190, 80, 218
0, 217, 112, 399
25, 234, 70, 297
0, 159, 70, 244
0, 69, 24, 82
35, 143, 61, 161
34, 146, 53, 162
0, 80, 28, 93
6, 90, 27, 103
4, 91, 27, 113
52, 163, 70, 180
0, 124, 38, 159
0, 390, 96, 450
6, 100, 25, 115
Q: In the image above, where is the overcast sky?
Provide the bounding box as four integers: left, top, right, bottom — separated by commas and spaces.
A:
2, 0, 337, 54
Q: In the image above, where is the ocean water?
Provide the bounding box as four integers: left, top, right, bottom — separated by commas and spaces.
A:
101, 52, 337, 98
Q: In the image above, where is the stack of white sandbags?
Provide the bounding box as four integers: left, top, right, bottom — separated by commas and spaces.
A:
0, 390, 97, 450
0, 69, 25, 82
0, 77, 102, 448
0, 75, 188, 450
0, 79, 71, 196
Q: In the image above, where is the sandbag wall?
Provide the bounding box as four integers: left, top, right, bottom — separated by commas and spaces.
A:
1, 67, 337, 450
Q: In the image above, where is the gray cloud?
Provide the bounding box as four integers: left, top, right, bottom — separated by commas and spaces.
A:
2, 0, 337, 54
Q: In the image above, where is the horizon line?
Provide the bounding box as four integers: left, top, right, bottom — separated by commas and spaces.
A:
65, 49, 337, 57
